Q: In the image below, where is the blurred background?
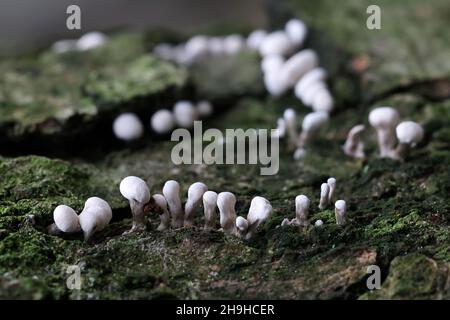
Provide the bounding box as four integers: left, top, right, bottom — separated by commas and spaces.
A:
0, 0, 267, 54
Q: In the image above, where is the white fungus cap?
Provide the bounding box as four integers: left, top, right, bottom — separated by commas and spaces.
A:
185, 35, 209, 62
295, 195, 310, 211
236, 216, 249, 232
314, 220, 324, 227
187, 182, 208, 201
279, 49, 319, 87
196, 100, 213, 117
163, 180, 183, 227
302, 111, 329, 132
335, 200, 346, 212
368, 107, 400, 129
295, 68, 327, 94
261, 55, 284, 74
311, 89, 334, 112
264, 71, 289, 96
296, 81, 327, 106
52, 39, 78, 54
83, 197, 112, 230
223, 34, 245, 55
285, 19, 307, 47
173, 101, 198, 128
217, 191, 237, 233
284, 108, 297, 126
151, 109, 175, 134
272, 118, 286, 138
396, 121, 424, 146
113, 113, 144, 141
77, 32, 107, 51
246, 30, 267, 51
53, 205, 80, 233
247, 196, 273, 227
203, 191, 218, 207
119, 176, 151, 205
259, 31, 293, 57
153, 194, 168, 211
207, 37, 225, 55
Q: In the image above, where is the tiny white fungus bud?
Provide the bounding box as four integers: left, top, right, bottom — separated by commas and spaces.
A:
368, 107, 400, 157
335, 200, 346, 225
295, 195, 310, 227
245, 196, 272, 240
393, 121, 424, 160
297, 111, 329, 147
77, 32, 107, 51
342, 124, 366, 159
264, 71, 289, 96
185, 35, 209, 62
311, 89, 334, 113
327, 178, 336, 203
203, 191, 218, 230
295, 68, 327, 96
184, 182, 208, 227
173, 101, 198, 128
120, 176, 150, 233
79, 197, 112, 241
259, 31, 293, 57
223, 35, 245, 55
236, 216, 249, 237
163, 180, 184, 228
196, 100, 213, 117
261, 54, 284, 74
207, 37, 225, 55
315, 220, 324, 227
53, 205, 80, 233
113, 113, 144, 141
296, 81, 327, 107
279, 49, 319, 88
285, 19, 307, 47
52, 39, 78, 54
217, 192, 237, 235
151, 109, 175, 134
283, 108, 298, 151
246, 30, 267, 51
319, 183, 330, 210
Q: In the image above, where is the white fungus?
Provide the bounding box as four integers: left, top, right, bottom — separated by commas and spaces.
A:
294, 68, 327, 97
327, 178, 336, 203
393, 121, 424, 160
296, 81, 327, 106
203, 191, 218, 230
311, 89, 334, 112
173, 101, 198, 128
318, 183, 330, 210
261, 54, 284, 74
217, 192, 237, 235
207, 37, 225, 55
151, 109, 175, 134
153, 43, 175, 61
283, 108, 298, 151
223, 35, 245, 55
79, 197, 112, 241
368, 107, 400, 158
152, 194, 171, 231
285, 19, 307, 47
184, 182, 208, 227
53, 205, 80, 233
244, 196, 273, 239
342, 124, 366, 159
271, 118, 286, 139
335, 200, 346, 225
196, 100, 213, 118
163, 180, 184, 228
279, 49, 319, 88
235, 216, 249, 237
294, 195, 310, 227
184, 35, 209, 63
259, 31, 293, 57
297, 111, 329, 148
246, 30, 267, 51
52, 39, 78, 54
119, 176, 150, 233
113, 113, 144, 141
264, 71, 288, 96
77, 32, 107, 51
315, 220, 324, 227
